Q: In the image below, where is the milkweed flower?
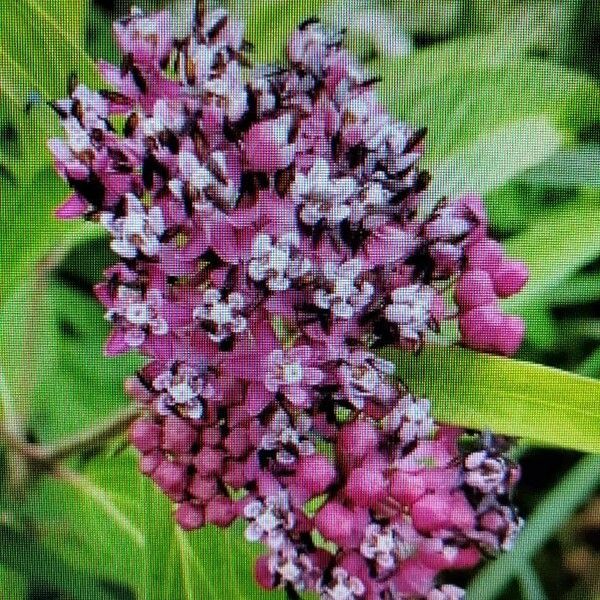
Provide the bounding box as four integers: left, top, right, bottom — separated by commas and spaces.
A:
51, 5, 528, 598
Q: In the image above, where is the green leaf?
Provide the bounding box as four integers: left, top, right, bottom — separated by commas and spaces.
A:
382, 346, 600, 453
0, 0, 101, 179
502, 193, 600, 313
0, 265, 143, 442
239, 0, 326, 63
6, 452, 143, 595
0, 565, 26, 600
0, 522, 120, 600
0, 168, 102, 302
377, 56, 600, 163
0, 235, 144, 593
551, 273, 600, 306
425, 116, 562, 209
522, 144, 600, 189
140, 478, 287, 600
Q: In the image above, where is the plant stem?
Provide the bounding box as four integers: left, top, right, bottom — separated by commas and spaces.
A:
43, 404, 142, 464
0, 403, 142, 472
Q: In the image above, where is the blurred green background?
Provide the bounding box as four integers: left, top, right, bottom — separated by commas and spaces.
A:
1, 1, 600, 598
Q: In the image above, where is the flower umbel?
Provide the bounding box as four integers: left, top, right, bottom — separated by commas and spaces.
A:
51, 4, 528, 598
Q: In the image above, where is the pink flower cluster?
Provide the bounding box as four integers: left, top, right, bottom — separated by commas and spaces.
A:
50, 5, 528, 599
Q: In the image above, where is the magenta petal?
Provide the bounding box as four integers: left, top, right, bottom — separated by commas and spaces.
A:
104, 329, 130, 357
244, 384, 270, 415
303, 366, 323, 386
223, 352, 265, 381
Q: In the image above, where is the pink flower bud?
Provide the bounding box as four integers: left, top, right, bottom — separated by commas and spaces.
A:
411, 494, 452, 533
389, 471, 427, 505
315, 501, 357, 547
296, 455, 337, 496
491, 260, 529, 298
193, 448, 225, 477
224, 460, 250, 489
454, 270, 497, 311
176, 502, 205, 530
162, 416, 198, 454
201, 426, 222, 448
466, 240, 504, 273
188, 474, 218, 503
151, 460, 187, 499
130, 419, 161, 454
254, 555, 275, 590
344, 465, 388, 507
459, 305, 525, 356
337, 420, 381, 469
224, 428, 250, 458
205, 497, 237, 527
140, 450, 162, 475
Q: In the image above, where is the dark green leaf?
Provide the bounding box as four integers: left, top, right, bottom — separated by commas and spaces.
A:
0, 523, 119, 600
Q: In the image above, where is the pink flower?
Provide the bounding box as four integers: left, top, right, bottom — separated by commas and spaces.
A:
113, 8, 173, 68
243, 114, 297, 174
51, 6, 527, 598
265, 347, 324, 406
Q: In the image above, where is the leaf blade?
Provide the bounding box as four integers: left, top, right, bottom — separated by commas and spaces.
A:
383, 346, 600, 453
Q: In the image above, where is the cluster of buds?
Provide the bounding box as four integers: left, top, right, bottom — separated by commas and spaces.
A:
50, 4, 528, 599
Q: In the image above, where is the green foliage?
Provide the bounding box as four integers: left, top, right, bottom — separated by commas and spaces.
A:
141, 479, 287, 600
503, 192, 600, 314
1, 1, 600, 599
384, 346, 600, 453
0, 0, 102, 180
0, 170, 73, 302
0, 248, 143, 442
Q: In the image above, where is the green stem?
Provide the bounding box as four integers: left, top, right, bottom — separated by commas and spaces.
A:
43, 404, 142, 464
517, 563, 548, 600
0, 403, 142, 472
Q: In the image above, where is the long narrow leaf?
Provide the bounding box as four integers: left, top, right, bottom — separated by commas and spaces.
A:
0, 0, 100, 179
383, 346, 600, 453
503, 196, 600, 313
